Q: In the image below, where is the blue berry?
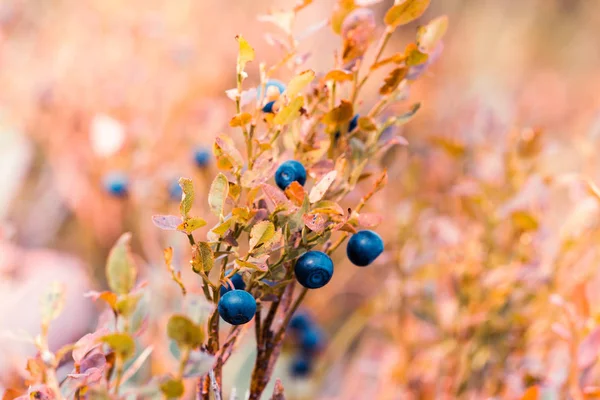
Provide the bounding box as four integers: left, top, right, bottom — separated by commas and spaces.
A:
218, 290, 256, 325
262, 101, 276, 113
168, 179, 183, 201
257, 80, 286, 99
103, 172, 128, 197
193, 147, 211, 167
294, 251, 333, 289
335, 114, 359, 139
220, 271, 246, 297
346, 230, 384, 267
290, 354, 313, 377
275, 160, 307, 190
289, 311, 314, 332
300, 327, 325, 354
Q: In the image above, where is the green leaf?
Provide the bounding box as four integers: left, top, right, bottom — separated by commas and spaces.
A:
178, 178, 194, 219
105, 233, 137, 295
41, 281, 66, 327
167, 314, 204, 348
285, 70, 315, 98
249, 221, 276, 251
273, 96, 304, 125
191, 242, 214, 274
209, 173, 229, 218
384, 0, 431, 29
115, 292, 143, 318
160, 377, 185, 398
177, 217, 207, 235
100, 332, 136, 361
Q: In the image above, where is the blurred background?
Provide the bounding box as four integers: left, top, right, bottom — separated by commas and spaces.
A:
2, 0, 600, 398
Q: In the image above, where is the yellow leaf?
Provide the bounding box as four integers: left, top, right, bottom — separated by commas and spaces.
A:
177, 217, 207, 235
179, 178, 194, 219
285, 70, 315, 98
215, 135, 244, 169
115, 293, 142, 317
235, 258, 268, 272
249, 221, 276, 251
210, 219, 233, 238
191, 242, 214, 274
100, 333, 136, 361
358, 116, 377, 131
417, 15, 449, 53
229, 113, 253, 127
236, 35, 255, 72
379, 67, 408, 95
370, 53, 406, 70
167, 314, 204, 348
384, 0, 430, 29
322, 100, 353, 125
274, 96, 304, 125
405, 43, 429, 66
309, 170, 337, 203
208, 173, 229, 218
106, 233, 137, 295
324, 69, 353, 82
160, 378, 185, 398
331, 0, 356, 35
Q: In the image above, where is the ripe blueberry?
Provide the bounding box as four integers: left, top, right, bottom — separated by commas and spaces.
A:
300, 326, 325, 354
275, 160, 306, 190
218, 290, 256, 325
193, 147, 211, 167
168, 179, 183, 201
103, 172, 128, 197
346, 230, 384, 267
289, 310, 314, 332
220, 270, 246, 297
290, 354, 313, 377
294, 251, 333, 289
262, 100, 276, 113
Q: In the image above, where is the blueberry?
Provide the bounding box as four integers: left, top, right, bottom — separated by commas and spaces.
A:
262, 100, 276, 113
193, 147, 211, 167
289, 310, 314, 332
290, 354, 313, 377
346, 230, 384, 267
103, 171, 128, 197
294, 251, 333, 289
217, 290, 257, 325
275, 160, 307, 190
220, 271, 246, 297
257, 80, 286, 99
300, 327, 325, 354
168, 179, 183, 201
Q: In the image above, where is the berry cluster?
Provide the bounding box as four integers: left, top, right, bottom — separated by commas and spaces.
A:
287, 310, 325, 378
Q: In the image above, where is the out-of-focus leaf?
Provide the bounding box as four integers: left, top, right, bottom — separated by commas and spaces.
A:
249, 221, 276, 250
322, 100, 353, 125
324, 69, 353, 82
167, 315, 204, 349
511, 211, 539, 232
578, 327, 600, 370
358, 116, 377, 132
257, 11, 295, 35
274, 96, 304, 125
379, 68, 408, 95
331, 0, 357, 35
209, 173, 229, 218
178, 178, 194, 219
236, 35, 255, 72
159, 377, 184, 398
41, 282, 65, 328
404, 43, 429, 66
106, 233, 137, 295
215, 135, 245, 168
430, 136, 465, 157
370, 53, 406, 70
191, 243, 214, 274
177, 217, 207, 235
229, 113, 252, 128
417, 15, 449, 53
285, 70, 315, 99
100, 333, 135, 361
349, 159, 369, 188
152, 215, 183, 231
358, 213, 383, 228
183, 351, 215, 378
309, 171, 337, 203
115, 293, 142, 318
391, 103, 421, 126
341, 8, 377, 64
520, 386, 540, 400
384, 0, 431, 28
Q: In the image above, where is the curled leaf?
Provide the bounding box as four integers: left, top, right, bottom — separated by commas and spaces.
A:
309, 171, 337, 203
178, 178, 194, 219
285, 70, 315, 99
379, 68, 408, 95
191, 242, 214, 274
106, 233, 137, 295
209, 173, 229, 218
417, 15, 449, 53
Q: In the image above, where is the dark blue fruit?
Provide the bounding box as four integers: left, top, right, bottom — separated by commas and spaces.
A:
262, 100, 276, 113
103, 172, 128, 197
290, 354, 313, 377
289, 310, 314, 332
294, 251, 333, 289
218, 290, 256, 325
300, 327, 325, 354
346, 230, 384, 267
335, 114, 359, 139
220, 271, 246, 296
275, 160, 307, 190
168, 179, 183, 201
193, 147, 211, 167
